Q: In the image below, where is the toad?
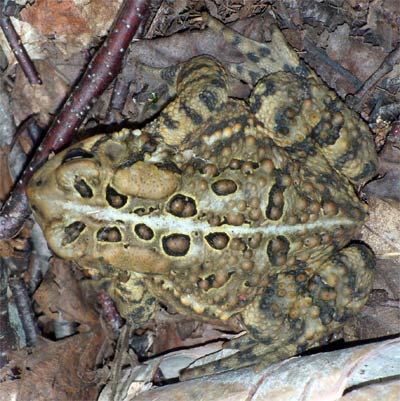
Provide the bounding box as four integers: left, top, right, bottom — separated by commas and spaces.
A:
27, 14, 377, 377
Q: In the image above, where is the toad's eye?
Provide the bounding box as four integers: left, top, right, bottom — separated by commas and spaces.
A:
62, 149, 94, 164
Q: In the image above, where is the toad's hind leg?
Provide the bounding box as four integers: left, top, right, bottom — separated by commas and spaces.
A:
249, 72, 378, 184
146, 56, 229, 147
202, 13, 377, 184
201, 12, 306, 83
181, 244, 375, 379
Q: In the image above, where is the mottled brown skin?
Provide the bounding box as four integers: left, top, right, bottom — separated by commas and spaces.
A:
27, 14, 377, 378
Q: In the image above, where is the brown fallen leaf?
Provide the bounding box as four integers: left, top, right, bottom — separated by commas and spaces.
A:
20, 0, 122, 54
0, 331, 108, 401
365, 144, 400, 205
11, 60, 70, 127
0, 145, 13, 202
33, 258, 100, 329
361, 196, 400, 261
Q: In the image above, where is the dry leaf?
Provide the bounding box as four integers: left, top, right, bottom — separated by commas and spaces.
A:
0, 332, 108, 401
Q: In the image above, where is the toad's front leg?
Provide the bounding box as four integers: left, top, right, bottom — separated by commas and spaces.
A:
90, 273, 157, 326
146, 56, 230, 147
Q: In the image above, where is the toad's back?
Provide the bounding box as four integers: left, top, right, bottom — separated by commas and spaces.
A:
27, 113, 368, 321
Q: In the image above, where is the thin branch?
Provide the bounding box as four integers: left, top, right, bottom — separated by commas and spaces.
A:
8, 275, 38, 347
0, 15, 42, 85
303, 35, 363, 91
349, 44, 400, 113
110, 325, 131, 401
0, 259, 16, 368
0, 0, 150, 239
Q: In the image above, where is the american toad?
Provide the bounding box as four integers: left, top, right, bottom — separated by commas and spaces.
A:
27, 14, 378, 377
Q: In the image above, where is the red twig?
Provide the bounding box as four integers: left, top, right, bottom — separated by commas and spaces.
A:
0, 15, 42, 85
98, 290, 123, 333
0, 0, 149, 239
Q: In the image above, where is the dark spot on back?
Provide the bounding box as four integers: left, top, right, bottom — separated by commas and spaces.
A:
250, 94, 262, 113
161, 112, 179, 129
235, 65, 244, 74
274, 105, 301, 135
349, 160, 377, 183
74, 179, 93, 198
259, 46, 271, 57
249, 71, 262, 85
180, 103, 203, 124
210, 78, 226, 89
232, 35, 241, 46
64, 221, 85, 244
205, 232, 230, 250
266, 183, 285, 220
167, 194, 197, 217
267, 236, 290, 265
262, 79, 276, 96
211, 179, 238, 196
135, 224, 154, 240
178, 62, 210, 82
97, 226, 122, 242
283, 62, 310, 78
247, 52, 260, 63
160, 65, 179, 85
106, 185, 127, 208
198, 89, 220, 111
162, 234, 191, 257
